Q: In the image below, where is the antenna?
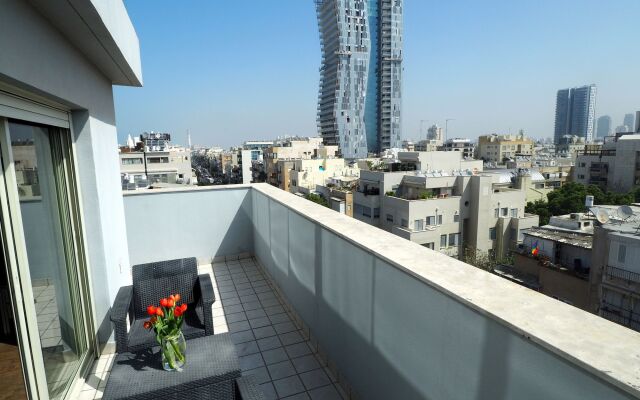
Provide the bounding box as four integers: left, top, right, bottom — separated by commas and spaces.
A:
596, 209, 610, 224
617, 205, 633, 221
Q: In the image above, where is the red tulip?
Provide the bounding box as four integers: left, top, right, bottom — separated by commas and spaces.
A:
156, 308, 164, 317
167, 299, 175, 308
147, 305, 156, 316
174, 294, 181, 302
160, 298, 169, 308
174, 308, 183, 317
143, 321, 151, 329
150, 316, 157, 324
181, 304, 187, 312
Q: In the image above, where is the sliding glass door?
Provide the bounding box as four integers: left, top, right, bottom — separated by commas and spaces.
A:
0, 117, 94, 399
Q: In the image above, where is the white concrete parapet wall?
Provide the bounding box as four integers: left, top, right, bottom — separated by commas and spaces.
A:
124, 184, 640, 400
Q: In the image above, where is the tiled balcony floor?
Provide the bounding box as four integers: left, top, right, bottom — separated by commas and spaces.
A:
80, 258, 347, 400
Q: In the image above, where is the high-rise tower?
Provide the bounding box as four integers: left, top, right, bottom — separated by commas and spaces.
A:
596, 115, 612, 138
553, 84, 597, 143
315, 0, 403, 159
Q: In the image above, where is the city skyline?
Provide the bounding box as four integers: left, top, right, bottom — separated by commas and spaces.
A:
113, 0, 640, 148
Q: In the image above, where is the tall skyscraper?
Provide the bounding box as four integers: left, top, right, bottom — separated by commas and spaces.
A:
596, 115, 612, 138
623, 113, 635, 133
553, 84, 597, 143
315, 0, 403, 159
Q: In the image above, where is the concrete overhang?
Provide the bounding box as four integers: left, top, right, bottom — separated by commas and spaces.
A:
28, 0, 143, 87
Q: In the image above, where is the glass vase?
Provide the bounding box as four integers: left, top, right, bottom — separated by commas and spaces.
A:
161, 331, 186, 371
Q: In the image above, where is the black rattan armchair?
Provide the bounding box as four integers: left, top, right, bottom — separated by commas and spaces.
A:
110, 257, 215, 353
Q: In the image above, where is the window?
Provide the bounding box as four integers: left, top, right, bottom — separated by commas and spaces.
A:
440, 234, 447, 249
510, 208, 518, 218
363, 207, 372, 217
578, 174, 585, 179
373, 208, 380, 218
414, 219, 424, 231
489, 227, 497, 240
386, 214, 394, 223
122, 158, 143, 165
426, 216, 436, 226
437, 214, 443, 225
618, 244, 627, 263
423, 242, 435, 250
148, 174, 169, 183
501, 207, 508, 217
494, 208, 499, 218
453, 213, 459, 223
148, 157, 169, 163
448, 233, 459, 246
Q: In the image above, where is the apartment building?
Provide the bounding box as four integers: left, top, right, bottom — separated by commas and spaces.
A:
263, 137, 328, 188
119, 133, 194, 189
439, 137, 476, 159
289, 158, 359, 194
510, 214, 594, 310
556, 135, 587, 158
0, 0, 143, 397
478, 133, 534, 163
574, 134, 640, 192
3, 2, 640, 399
591, 205, 640, 332
354, 151, 538, 260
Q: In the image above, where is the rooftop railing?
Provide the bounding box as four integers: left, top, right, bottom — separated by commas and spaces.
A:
606, 265, 640, 285
123, 184, 640, 400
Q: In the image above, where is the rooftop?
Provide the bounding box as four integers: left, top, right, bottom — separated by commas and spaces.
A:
524, 226, 593, 249
106, 184, 640, 400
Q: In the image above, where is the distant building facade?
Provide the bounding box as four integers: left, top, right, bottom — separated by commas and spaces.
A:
596, 115, 612, 138
315, 0, 403, 158
591, 205, 640, 332
511, 214, 594, 310
554, 85, 597, 143
477, 133, 534, 163
574, 134, 640, 192
353, 151, 537, 260
623, 113, 635, 133
120, 133, 194, 189
440, 138, 476, 159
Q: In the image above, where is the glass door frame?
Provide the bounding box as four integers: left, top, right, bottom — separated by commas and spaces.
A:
0, 108, 97, 399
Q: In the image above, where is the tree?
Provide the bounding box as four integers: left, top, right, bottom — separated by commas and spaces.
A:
462, 246, 513, 272
305, 193, 329, 208
525, 182, 638, 225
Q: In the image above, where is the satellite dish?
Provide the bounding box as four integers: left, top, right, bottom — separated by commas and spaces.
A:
596, 209, 610, 224
617, 205, 633, 220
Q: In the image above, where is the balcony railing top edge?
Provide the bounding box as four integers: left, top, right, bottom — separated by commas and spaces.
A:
250, 182, 640, 397
122, 184, 253, 197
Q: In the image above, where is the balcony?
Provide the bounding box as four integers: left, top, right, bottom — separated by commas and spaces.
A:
601, 302, 640, 332
87, 184, 639, 399
605, 265, 640, 286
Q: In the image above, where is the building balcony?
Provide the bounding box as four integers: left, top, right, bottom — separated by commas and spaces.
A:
605, 265, 640, 286
87, 184, 640, 399
600, 301, 640, 332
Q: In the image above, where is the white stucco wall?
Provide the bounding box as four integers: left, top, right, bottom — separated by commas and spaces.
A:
0, 0, 140, 344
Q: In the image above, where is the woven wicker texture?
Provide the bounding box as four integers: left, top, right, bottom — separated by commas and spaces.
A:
103, 333, 240, 400
110, 257, 215, 353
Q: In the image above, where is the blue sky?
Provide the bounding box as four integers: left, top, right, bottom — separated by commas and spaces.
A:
115, 0, 640, 148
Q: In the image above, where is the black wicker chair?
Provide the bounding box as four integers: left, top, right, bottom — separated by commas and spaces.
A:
110, 257, 215, 353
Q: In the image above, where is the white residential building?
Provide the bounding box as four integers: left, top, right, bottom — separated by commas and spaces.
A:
354, 151, 538, 260
574, 134, 640, 192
